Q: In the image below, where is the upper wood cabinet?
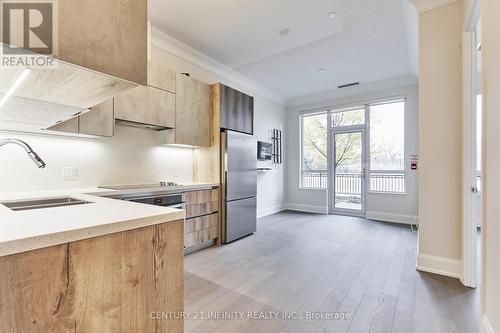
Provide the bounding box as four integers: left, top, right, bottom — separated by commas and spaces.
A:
219, 84, 254, 135
159, 74, 211, 147
47, 100, 114, 137
79, 100, 115, 137
114, 86, 175, 129
176, 74, 211, 146
148, 61, 176, 93
58, 0, 148, 85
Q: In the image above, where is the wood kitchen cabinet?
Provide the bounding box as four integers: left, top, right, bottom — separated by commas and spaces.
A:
58, 0, 148, 85
148, 60, 177, 93
184, 188, 220, 248
79, 100, 115, 137
114, 58, 177, 130
0, 0, 146, 129
159, 74, 211, 147
219, 84, 254, 135
114, 85, 176, 129
48, 99, 115, 137
0, 220, 184, 333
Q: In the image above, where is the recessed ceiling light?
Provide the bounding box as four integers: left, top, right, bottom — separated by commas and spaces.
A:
329, 11, 337, 18
316, 68, 328, 73
278, 28, 291, 36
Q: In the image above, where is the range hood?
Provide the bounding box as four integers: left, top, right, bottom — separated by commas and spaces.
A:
0, 53, 136, 132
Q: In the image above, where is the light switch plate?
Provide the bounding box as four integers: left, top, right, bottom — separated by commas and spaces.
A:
62, 167, 78, 181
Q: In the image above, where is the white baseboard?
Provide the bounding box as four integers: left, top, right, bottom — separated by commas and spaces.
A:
257, 204, 286, 218
416, 253, 462, 279
366, 211, 418, 225
284, 203, 328, 214
482, 315, 494, 333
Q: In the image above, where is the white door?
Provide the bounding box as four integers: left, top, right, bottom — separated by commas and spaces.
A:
472, 94, 482, 228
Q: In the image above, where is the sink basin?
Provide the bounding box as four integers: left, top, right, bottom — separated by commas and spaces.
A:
0, 196, 92, 211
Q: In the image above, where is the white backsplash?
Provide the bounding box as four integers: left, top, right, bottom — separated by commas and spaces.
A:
0, 125, 194, 193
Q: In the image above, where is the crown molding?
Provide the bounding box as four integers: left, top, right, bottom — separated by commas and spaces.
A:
150, 27, 287, 106
407, 0, 458, 13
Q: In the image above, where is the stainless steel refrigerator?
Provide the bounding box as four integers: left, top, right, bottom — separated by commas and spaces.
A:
221, 130, 257, 243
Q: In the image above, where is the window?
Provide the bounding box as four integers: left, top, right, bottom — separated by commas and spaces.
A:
301, 112, 327, 188
369, 100, 405, 193
299, 98, 406, 193
331, 107, 365, 127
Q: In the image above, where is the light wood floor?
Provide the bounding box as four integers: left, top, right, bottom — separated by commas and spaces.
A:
184, 211, 480, 333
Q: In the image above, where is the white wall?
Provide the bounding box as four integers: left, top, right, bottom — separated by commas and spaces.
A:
482, 0, 500, 331
285, 83, 419, 222
0, 35, 287, 218
416, 1, 464, 279
254, 97, 286, 217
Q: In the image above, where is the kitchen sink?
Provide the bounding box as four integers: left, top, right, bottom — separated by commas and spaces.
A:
0, 196, 92, 211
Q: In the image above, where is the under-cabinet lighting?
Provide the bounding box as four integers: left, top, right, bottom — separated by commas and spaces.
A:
0, 68, 31, 108
163, 144, 196, 149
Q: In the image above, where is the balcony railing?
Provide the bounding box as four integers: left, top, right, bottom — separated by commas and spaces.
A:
369, 173, 405, 193
302, 171, 405, 193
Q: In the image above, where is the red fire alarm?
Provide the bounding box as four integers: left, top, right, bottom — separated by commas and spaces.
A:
411, 155, 418, 170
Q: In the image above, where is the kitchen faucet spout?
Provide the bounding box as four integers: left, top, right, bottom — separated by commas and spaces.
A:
0, 138, 46, 168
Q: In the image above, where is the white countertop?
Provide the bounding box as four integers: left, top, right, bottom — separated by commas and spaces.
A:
90, 182, 219, 198
0, 186, 205, 257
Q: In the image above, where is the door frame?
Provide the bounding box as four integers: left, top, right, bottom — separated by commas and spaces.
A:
329, 124, 368, 217
462, 0, 481, 288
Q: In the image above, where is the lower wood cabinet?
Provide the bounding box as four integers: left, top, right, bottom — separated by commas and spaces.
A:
185, 188, 219, 219
0, 220, 184, 333
184, 188, 220, 248
184, 213, 219, 248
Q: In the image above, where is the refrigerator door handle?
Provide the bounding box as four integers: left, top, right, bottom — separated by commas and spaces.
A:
224, 171, 228, 202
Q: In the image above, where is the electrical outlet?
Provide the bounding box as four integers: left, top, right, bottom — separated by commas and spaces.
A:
62, 167, 78, 181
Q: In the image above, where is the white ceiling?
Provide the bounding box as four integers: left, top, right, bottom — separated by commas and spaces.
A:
150, 0, 418, 102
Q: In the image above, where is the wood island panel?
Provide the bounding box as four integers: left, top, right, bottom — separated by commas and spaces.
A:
0, 220, 184, 333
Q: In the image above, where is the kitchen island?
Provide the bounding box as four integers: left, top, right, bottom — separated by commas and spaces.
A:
0, 189, 185, 332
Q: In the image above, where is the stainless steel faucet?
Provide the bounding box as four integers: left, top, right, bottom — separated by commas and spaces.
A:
0, 138, 46, 168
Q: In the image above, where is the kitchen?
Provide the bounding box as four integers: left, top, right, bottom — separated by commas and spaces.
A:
0, 0, 285, 331
1, 0, 488, 332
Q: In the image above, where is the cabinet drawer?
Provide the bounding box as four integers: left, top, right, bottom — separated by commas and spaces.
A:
186, 202, 218, 219
186, 188, 219, 205
184, 213, 219, 248
185, 188, 219, 219
185, 213, 218, 233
